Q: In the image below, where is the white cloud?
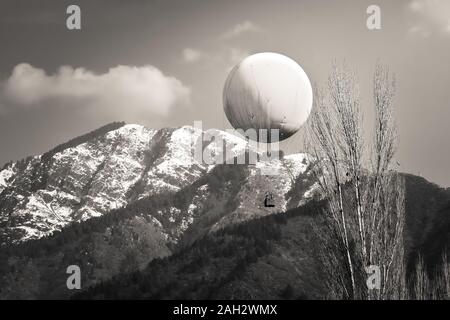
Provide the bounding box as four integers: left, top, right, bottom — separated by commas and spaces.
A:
180, 46, 250, 70
220, 21, 261, 39
182, 48, 208, 63
1, 63, 191, 117
180, 21, 256, 67
408, 0, 450, 35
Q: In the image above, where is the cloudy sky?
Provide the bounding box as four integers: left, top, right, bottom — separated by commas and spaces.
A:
0, 0, 449, 186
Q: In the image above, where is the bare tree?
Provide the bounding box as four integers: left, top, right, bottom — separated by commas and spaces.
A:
328, 64, 366, 263
365, 64, 406, 299
369, 173, 406, 299
441, 250, 450, 299
366, 63, 398, 261
306, 62, 406, 299
307, 83, 357, 298
443, 250, 450, 299
412, 254, 430, 299
412, 249, 450, 300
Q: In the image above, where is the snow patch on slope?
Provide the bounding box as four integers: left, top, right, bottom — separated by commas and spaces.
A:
0, 163, 16, 193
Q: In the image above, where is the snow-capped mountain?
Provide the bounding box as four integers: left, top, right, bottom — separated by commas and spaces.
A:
1, 123, 449, 300
0, 123, 317, 245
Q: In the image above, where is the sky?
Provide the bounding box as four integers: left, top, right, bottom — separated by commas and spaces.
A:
0, 0, 449, 186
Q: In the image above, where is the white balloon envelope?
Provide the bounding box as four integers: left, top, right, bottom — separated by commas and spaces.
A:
223, 52, 313, 142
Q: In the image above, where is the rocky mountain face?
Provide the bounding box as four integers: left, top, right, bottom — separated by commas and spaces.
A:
1, 123, 448, 299
0, 123, 317, 246
0, 122, 320, 298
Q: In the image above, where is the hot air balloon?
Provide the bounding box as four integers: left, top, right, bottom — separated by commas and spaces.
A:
223, 52, 313, 142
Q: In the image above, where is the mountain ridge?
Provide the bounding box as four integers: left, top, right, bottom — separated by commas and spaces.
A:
0, 123, 317, 245
0, 122, 449, 299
